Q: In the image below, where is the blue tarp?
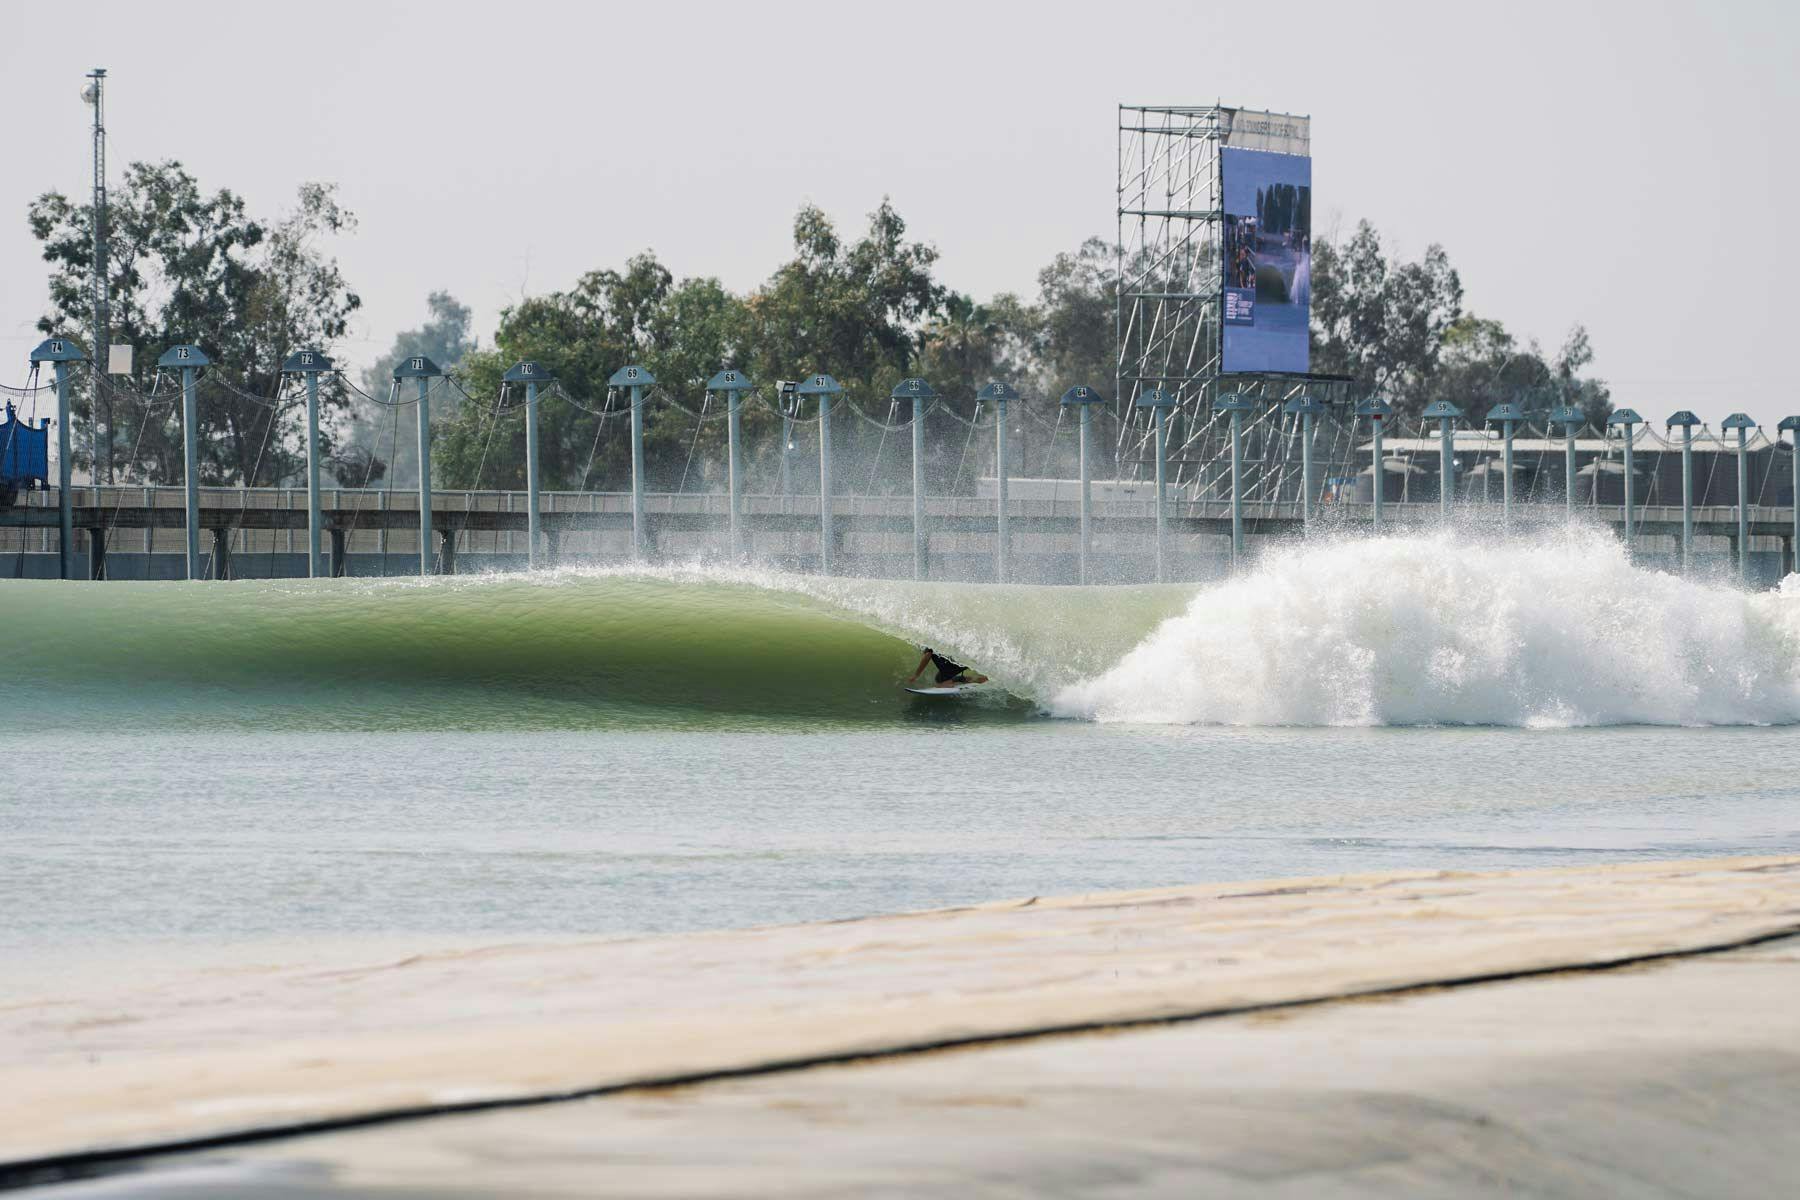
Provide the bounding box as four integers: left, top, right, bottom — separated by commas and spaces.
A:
0, 403, 48, 486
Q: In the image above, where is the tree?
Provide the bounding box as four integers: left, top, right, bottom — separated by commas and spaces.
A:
1310, 220, 1464, 417
28, 163, 360, 485
341, 291, 476, 487
434, 255, 758, 493
1031, 236, 1116, 402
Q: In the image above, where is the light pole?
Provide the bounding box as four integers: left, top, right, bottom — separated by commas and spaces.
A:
83, 68, 110, 482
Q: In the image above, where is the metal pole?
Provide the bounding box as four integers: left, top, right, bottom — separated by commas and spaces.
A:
88, 69, 110, 484
416, 376, 433, 576
305, 370, 322, 577
1154, 404, 1169, 583
630, 383, 646, 560
1681, 426, 1694, 573
1078, 405, 1093, 584
779, 411, 792, 496
1299, 410, 1314, 534
1502, 422, 1515, 527
1736, 426, 1750, 585
727, 389, 743, 558
911, 394, 925, 580
995, 395, 1009, 583
818, 392, 834, 575
525, 380, 542, 569
182, 365, 200, 579
1791, 436, 1799, 579
1621, 426, 1635, 550
1229, 408, 1244, 567
1371, 418, 1385, 533
54, 361, 73, 580
1565, 425, 1577, 517
1438, 416, 1453, 519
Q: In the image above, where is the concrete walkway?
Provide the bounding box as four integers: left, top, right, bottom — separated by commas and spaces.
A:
5, 857, 1798, 1192
34, 935, 1799, 1198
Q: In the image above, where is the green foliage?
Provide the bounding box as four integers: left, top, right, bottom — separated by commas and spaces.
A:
1310, 220, 1463, 417
28, 163, 361, 485
1310, 220, 1609, 424
32, 162, 1612, 494
342, 291, 476, 486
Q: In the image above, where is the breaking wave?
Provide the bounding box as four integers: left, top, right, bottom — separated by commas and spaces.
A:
3, 527, 1795, 730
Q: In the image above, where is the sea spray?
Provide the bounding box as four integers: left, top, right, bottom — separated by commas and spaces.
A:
1050, 526, 1800, 727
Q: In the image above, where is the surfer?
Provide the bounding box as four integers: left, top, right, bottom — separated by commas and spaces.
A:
907, 647, 988, 688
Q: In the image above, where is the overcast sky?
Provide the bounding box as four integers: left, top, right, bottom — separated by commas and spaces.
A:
2, 0, 1794, 427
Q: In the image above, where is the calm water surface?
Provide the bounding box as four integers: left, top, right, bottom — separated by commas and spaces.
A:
6, 723, 1795, 961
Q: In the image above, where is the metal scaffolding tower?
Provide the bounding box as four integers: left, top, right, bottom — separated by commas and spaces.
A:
1116, 104, 1227, 419
1116, 104, 1349, 506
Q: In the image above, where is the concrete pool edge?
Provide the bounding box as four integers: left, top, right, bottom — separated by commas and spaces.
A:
4, 855, 1797, 1184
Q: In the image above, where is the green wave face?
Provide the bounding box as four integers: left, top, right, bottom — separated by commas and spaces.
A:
1, 569, 1191, 732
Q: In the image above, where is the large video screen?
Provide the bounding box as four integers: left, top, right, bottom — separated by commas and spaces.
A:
1221, 146, 1312, 374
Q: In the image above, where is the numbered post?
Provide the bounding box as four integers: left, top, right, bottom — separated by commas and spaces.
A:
281, 350, 333, 577
1668, 411, 1700, 572
156, 344, 212, 579
394, 355, 444, 576
1723, 413, 1756, 584
979, 382, 1022, 583
608, 365, 655, 560
1780, 416, 1800, 578
29, 338, 87, 579
1214, 392, 1255, 569
795, 374, 843, 575
710, 369, 753, 558
1283, 393, 1326, 535
895, 379, 938, 580
504, 361, 555, 569
1138, 388, 1179, 581
1423, 400, 1462, 519
1607, 409, 1643, 550
1484, 403, 1523, 528
1552, 405, 1583, 514
1356, 397, 1393, 533
1061, 388, 1106, 583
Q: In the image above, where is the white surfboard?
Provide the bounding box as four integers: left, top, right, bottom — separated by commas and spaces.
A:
904, 684, 981, 697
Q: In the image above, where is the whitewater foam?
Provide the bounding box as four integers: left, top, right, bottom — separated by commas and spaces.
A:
1049, 527, 1800, 728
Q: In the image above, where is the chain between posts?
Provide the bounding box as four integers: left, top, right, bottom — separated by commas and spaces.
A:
548, 382, 630, 420
844, 398, 933, 431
